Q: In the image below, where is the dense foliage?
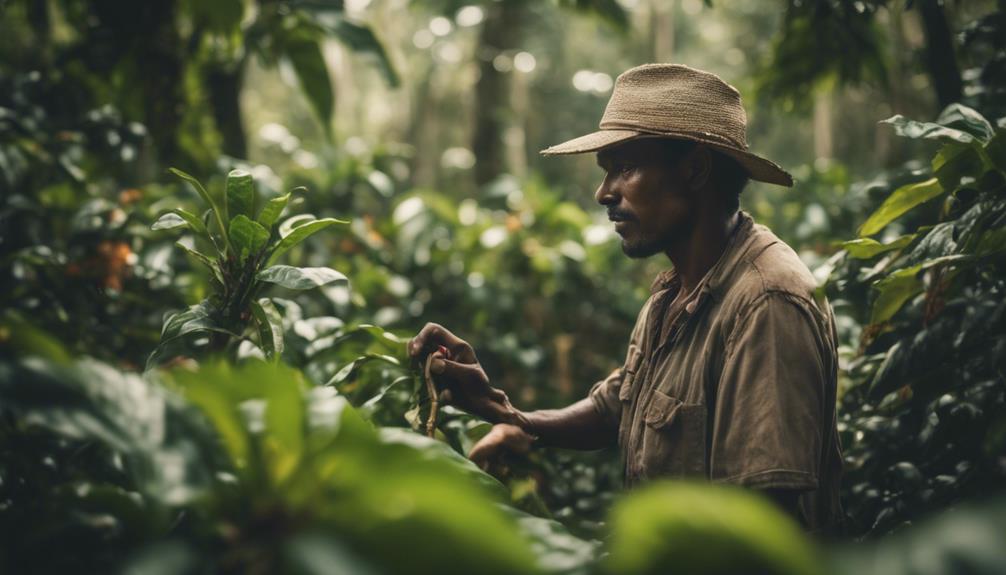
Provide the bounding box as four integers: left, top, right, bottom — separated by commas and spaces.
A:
2, 0, 1005, 573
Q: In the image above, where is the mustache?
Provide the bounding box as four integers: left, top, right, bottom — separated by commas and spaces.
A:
607, 209, 636, 222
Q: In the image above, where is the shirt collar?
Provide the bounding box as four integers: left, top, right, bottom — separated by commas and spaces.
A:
649, 211, 757, 300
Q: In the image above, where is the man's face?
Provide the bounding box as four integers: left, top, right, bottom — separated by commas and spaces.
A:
595, 139, 695, 258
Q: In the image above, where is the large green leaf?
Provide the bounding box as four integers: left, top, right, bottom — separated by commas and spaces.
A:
842, 234, 916, 259
266, 217, 348, 266
606, 482, 821, 575
251, 298, 285, 360
286, 37, 334, 136
870, 255, 971, 324
881, 115, 979, 144
934, 103, 995, 142
859, 178, 944, 237
229, 215, 270, 261
932, 142, 988, 191
258, 192, 291, 229
226, 169, 255, 220
258, 265, 348, 290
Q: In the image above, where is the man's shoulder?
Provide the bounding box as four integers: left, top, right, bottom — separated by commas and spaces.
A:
721, 224, 819, 308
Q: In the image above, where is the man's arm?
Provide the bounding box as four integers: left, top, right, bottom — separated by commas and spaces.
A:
506, 398, 615, 450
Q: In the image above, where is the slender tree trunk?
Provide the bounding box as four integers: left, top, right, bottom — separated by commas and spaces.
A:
207, 60, 248, 159
917, 0, 962, 110
473, 1, 524, 187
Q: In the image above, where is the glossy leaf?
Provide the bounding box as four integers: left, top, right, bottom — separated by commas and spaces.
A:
267, 217, 348, 266
251, 298, 285, 360
881, 115, 978, 144
229, 215, 270, 261
934, 103, 995, 142
258, 265, 348, 290
151, 213, 188, 231
870, 255, 971, 324
257, 192, 291, 229
226, 169, 255, 220
843, 234, 916, 259
859, 178, 944, 237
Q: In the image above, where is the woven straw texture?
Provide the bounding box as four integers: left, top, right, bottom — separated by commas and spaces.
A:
541, 64, 793, 187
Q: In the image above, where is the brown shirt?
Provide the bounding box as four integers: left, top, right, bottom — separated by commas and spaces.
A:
589, 212, 844, 534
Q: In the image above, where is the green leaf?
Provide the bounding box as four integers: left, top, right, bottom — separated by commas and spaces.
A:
151, 213, 188, 231
328, 19, 400, 87
257, 192, 291, 229
325, 353, 401, 387
251, 298, 284, 360
258, 265, 348, 290
932, 142, 987, 191
171, 208, 209, 237
266, 217, 348, 266
279, 214, 317, 237
881, 115, 977, 144
229, 215, 270, 261
226, 169, 255, 220
859, 178, 944, 237
985, 129, 1006, 173
870, 255, 970, 324
935, 103, 995, 142
169, 167, 231, 253
286, 37, 333, 136
842, 234, 916, 259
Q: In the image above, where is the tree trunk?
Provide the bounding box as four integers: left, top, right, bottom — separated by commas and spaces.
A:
917, 0, 963, 110
473, 1, 525, 187
207, 61, 248, 159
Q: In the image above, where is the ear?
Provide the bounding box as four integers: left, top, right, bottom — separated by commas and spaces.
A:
683, 145, 712, 191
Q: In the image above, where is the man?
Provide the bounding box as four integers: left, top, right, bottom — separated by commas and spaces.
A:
408, 64, 843, 534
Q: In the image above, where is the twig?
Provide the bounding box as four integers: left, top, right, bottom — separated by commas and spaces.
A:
424, 353, 439, 438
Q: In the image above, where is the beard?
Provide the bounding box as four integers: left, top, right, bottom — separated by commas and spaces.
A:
620, 224, 686, 258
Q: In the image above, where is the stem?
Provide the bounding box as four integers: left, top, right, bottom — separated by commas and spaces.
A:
424, 354, 439, 438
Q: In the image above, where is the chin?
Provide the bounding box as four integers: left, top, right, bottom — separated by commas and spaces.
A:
621, 238, 663, 259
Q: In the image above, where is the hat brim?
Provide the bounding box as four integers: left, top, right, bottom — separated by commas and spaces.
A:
540, 129, 794, 187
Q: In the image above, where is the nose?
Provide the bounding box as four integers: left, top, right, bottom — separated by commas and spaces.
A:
594, 175, 619, 207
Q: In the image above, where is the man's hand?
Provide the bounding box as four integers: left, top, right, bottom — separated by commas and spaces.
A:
408, 323, 522, 425
468, 423, 536, 476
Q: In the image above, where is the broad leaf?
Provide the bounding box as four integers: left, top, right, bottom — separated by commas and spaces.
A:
257, 192, 291, 229
859, 178, 944, 237
174, 241, 224, 284
251, 298, 284, 360
258, 265, 348, 290
870, 255, 970, 324
267, 217, 348, 266
286, 37, 333, 136
325, 353, 401, 387
881, 115, 978, 144
229, 215, 270, 261
170, 208, 209, 237
935, 103, 995, 142
842, 234, 916, 259
226, 169, 255, 220
279, 214, 317, 237
151, 213, 187, 231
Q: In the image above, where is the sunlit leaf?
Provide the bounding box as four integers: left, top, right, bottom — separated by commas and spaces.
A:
226, 169, 255, 220
151, 213, 188, 231
286, 37, 333, 136
168, 167, 231, 253
842, 234, 916, 259
881, 115, 978, 144
267, 217, 348, 266
229, 215, 270, 261
258, 265, 348, 290
934, 103, 995, 142
258, 192, 291, 230
870, 255, 971, 324
859, 178, 944, 237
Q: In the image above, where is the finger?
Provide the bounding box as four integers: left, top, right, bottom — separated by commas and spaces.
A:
429, 358, 488, 387
468, 438, 499, 468
409, 323, 472, 361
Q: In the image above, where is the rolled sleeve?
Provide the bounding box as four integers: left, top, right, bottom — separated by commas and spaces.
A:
710, 292, 828, 491
589, 367, 624, 430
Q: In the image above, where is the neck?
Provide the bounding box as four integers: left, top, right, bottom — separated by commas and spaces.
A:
664, 208, 739, 294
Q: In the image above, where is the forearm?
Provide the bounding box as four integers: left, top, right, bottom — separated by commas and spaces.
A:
500, 398, 614, 450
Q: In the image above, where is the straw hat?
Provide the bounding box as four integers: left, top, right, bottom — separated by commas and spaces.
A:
541, 63, 793, 187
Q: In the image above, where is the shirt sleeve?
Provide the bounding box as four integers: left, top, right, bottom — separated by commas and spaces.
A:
588, 296, 655, 430
709, 292, 829, 491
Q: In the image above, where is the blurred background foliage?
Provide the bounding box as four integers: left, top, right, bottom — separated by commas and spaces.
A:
1, 0, 1005, 573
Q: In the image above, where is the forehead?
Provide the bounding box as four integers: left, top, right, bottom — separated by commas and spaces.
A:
596, 138, 674, 166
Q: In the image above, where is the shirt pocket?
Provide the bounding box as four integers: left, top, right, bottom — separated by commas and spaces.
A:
640, 390, 707, 478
